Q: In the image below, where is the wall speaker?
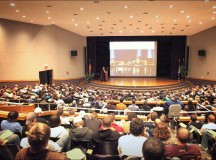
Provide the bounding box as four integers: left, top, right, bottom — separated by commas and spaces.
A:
70, 50, 77, 56
198, 50, 206, 56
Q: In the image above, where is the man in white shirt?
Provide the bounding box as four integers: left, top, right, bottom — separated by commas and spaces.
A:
128, 99, 139, 111
118, 118, 147, 157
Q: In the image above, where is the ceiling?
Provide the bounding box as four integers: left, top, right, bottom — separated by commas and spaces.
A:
0, 0, 215, 37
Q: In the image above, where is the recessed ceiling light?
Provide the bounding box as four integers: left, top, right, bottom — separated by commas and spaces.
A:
119, 30, 122, 33
124, 5, 128, 9
156, 15, 159, 18
22, 15, 26, 18
71, 19, 74, 22
129, 15, 133, 19
87, 21, 90, 24
16, 10, 19, 13
186, 15, 190, 19
213, 11, 216, 14
10, 2, 15, 7
46, 11, 50, 14
211, 17, 215, 20
80, 7, 84, 11
48, 16, 51, 20
96, 16, 100, 20
130, 31, 133, 33
30, 20, 34, 23
52, 21, 55, 24
75, 23, 78, 26
157, 19, 160, 22
188, 20, 191, 23
169, 5, 174, 8
212, 6, 216, 9
174, 19, 177, 22
199, 22, 203, 24
141, 30, 144, 33
180, 10, 184, 13
152, 31, 155, 33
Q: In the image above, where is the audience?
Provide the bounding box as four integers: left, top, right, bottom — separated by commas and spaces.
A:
57, 108, 70, 125
118, 118, 147, 157
1, 110, 22, 134
93, 116, 121, 142
15, 123, 67, 160
142, 137, 165, 160
165, 127, 201, 160
83, 112, 102, 134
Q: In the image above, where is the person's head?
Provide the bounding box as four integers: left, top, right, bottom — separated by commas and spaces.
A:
73, 116, 84, 128
150, 112, 158, 121
69, 108, 75, 115
57, 108, 63, 116
7, 110, 19, 122
127, 112, 138, 121
91, 112, 98, 119
176, 127, 190, 144
190, 113, 197, 122
102, 116, 112, 128
154, 118, 162, 128
28, 123, 50, 152
109, 113, 115, 122
26, 112, 36, 125
34, 107, 43, 116
132, 99, 136, 104
130, 118, 144, 136
208, 114, 215, 123
154, 123, 171, 141
49, 114, 61, 128
142, 137, 165, 160
120, 98, 124, 103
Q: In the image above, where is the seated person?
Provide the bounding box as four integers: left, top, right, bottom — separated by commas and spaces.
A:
118, 118, 147, 157
116, 98, 127, 110
142, 137, 165, 160
165, 127, 201, 160
93, 116, 121, 142
69, 116, 93, 141
144, 112, 158, 137
153, 122, 176, 145
200, 114, 216, 150
22, 112, 36, 137
49, 114, 70, 151
122, 112, 138, 134
16, 123, 66, 160
1, 110, 22, 134
128, 99, 139, 111
187, 113, 203, 129
0, 130, 20, 146
67, 108, 76, 122
83, 112, 102, 134
57, 108, 70, 125
105, 100, 116, 110
34, 107, 48, 124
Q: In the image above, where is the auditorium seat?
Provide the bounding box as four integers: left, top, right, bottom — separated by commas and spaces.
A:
86, 153, 120, 160
0, 144, 20, 160
92, 141, 118, 155
71, 139, 92, 153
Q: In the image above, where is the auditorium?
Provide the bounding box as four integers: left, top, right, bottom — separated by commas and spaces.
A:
0, 0, 216, 160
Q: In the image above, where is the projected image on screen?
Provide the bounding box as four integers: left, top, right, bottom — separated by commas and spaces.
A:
110, 41, 157, 77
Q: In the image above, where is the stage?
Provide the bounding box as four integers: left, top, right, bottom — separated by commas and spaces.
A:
93, 77, 181, 87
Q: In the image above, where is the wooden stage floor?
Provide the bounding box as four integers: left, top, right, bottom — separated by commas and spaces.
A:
93, 77, 180, 87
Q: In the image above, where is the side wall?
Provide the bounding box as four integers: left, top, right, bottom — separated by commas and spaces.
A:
187, 26, 216, 83
0, 19, 86, 83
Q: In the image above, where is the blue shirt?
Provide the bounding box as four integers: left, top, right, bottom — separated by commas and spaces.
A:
1, 120, 22, 133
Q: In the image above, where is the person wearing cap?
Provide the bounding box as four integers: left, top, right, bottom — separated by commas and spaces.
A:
34, 107, 48, 124
69, 116, 93, 141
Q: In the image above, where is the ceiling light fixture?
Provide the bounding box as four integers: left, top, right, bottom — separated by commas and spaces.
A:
124, 5, 128, 9
180, 10, 184, 13
129, 15, 133, 19
22, 15, 26, 18
199, 22, 203, 24
96, 16, 100, 20
48, 16, 51, 20
75, 23, 78, 26
169, 5, 174, 8
80, 8, 84, 11
186, 15, 190, 19
46, 11, 50, 14
10, 2, 15, 7
16, 10, 19, 13
212, 6, 216, 9
71, 19, 74, 22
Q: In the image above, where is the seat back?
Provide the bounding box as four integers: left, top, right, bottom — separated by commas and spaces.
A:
93, 141, 118, 155
0, 144, 20, 160
86, 153, 120, 160
168, 104, 182, 118
71, 139, 92, 153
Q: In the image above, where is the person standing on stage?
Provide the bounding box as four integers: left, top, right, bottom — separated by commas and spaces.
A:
101, 67, 106, 82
